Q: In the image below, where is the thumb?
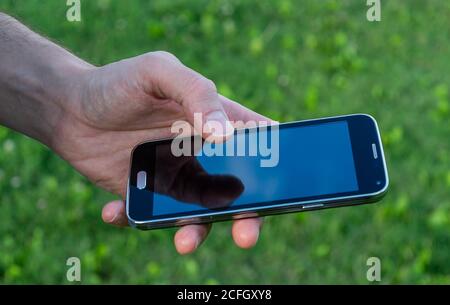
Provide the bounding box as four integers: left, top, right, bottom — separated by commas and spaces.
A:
101, 200, 129, 227
139, 52, 234, 140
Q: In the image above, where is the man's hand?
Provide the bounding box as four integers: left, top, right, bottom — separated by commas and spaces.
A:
0, 14, 271, 254
54, 52, 270, 254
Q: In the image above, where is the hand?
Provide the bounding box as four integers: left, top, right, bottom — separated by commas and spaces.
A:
52, 51, 272, 254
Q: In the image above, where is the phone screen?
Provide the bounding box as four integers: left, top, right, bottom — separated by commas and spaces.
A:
129, 119, 363, 220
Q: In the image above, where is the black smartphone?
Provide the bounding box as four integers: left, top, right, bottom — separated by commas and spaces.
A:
126, 114, 389, 230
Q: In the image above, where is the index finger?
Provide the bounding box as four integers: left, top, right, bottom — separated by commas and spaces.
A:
219, 95, 278, 125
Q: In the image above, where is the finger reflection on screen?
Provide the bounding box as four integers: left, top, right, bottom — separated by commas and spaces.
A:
153, 139, 244, 209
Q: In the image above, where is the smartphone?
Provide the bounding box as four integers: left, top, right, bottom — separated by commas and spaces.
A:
126, 114, 388, 230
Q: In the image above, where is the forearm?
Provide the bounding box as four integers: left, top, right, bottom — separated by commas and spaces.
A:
0, 12, 92, 146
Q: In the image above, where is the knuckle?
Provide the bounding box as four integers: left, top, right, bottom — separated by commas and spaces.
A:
137, 51, 181, 77
185, 75, 217, 99
148, 50, 179, 62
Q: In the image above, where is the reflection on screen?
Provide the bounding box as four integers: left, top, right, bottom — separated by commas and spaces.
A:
151, 121, 358, 216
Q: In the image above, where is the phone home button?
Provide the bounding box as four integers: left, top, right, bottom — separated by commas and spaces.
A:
137, 171, 147, 190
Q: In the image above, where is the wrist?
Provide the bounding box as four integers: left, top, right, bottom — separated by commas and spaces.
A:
0, 13, 94, 148
1, 52, 93, 149
40, 57, 95, 148
4, 58, 93, 147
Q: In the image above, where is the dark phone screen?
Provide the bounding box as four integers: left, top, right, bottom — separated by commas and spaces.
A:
145, 121, 359, 217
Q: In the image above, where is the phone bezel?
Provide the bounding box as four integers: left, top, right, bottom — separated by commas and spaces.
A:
126, 113, 389, 227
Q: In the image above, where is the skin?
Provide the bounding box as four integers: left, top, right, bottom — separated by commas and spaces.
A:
0, 13, 273, 254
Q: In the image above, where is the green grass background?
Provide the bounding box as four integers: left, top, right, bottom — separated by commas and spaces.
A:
0, 0, 449, 284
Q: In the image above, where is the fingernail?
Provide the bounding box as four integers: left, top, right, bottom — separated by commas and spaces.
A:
238, 226, 259, 248
194, 237, 201, 249
251, 225, 260, 243
109, 211, 119, 223
204, 111, 234, 137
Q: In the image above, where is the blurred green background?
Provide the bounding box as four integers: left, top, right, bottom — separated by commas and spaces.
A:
0, 0, 449, 284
